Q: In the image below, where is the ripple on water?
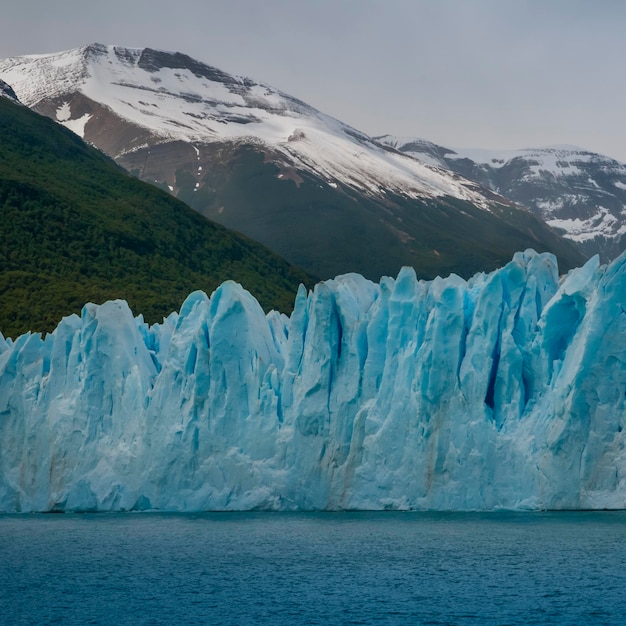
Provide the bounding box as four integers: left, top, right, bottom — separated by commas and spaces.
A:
1, 511, 625, 625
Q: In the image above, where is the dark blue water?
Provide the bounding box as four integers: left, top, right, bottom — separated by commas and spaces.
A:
1, 511, 625, 625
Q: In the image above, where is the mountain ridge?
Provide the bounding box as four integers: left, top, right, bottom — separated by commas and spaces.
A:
378, 135, 626, 261
0, 43, 499, 206
0, 43, 584, 280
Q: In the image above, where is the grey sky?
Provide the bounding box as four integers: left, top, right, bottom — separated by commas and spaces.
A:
3, 0, 626, 161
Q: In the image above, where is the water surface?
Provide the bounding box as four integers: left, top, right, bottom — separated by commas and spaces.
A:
1, 511, 624, 624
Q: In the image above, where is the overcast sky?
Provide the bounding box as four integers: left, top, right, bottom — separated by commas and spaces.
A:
3, 0, 626, 161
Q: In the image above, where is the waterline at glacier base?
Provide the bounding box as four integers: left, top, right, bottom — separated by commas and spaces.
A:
1, 249, 625, 512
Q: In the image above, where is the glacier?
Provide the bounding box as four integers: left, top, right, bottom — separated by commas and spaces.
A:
1, 249, 625, 512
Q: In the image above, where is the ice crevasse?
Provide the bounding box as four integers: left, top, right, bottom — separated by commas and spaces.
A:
0, 249, 625, 512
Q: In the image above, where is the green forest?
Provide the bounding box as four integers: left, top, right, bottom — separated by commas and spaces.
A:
0, 97, 313, 337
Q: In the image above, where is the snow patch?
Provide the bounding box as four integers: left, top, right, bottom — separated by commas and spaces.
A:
60, 113, 92, 138
547, 207, 623, 242
55, 101, 71, 122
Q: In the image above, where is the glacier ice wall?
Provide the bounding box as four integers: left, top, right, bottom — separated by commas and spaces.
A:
1, 249, 625, 512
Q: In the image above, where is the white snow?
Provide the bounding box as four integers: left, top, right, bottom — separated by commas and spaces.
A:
380, 135, 626, 247
55, 101, 71, 122
60, 113, 92, 138
451, 146, 595, 178
548, 207, 626, 242
0, 44, 500, 210
379, 136, 626, 181
54, 99, 92, 137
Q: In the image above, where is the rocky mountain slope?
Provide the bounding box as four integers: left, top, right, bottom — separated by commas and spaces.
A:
0, 79, 18, 102
379, 136, 626, 262
0, 44, 583, 279
0, 93, 311, 337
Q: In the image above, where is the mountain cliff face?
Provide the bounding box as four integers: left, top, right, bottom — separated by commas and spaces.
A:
0, 44, 583, 279
379, 136, 626, 262
1, 249, 625, 512
0, 79, 18, 102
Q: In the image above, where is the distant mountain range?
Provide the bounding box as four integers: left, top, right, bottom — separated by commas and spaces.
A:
0, 44, 584, 280
378, 137, 626, 262
0, 93, 311, 337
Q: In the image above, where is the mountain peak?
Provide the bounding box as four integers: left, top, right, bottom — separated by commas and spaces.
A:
0, 44, 495, 206
379, 135, 626, 260
82, 42, 109, 56
0, 44, 585, 279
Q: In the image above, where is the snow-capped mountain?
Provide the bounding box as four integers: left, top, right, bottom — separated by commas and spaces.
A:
0, 44, 488, 203
379, 136, 626, 262
0, 44, 583, 278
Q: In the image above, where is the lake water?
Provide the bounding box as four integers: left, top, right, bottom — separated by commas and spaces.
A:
1, 511, 625, 625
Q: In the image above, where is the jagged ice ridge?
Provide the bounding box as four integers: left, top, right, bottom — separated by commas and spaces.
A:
1, 250, 625, 512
